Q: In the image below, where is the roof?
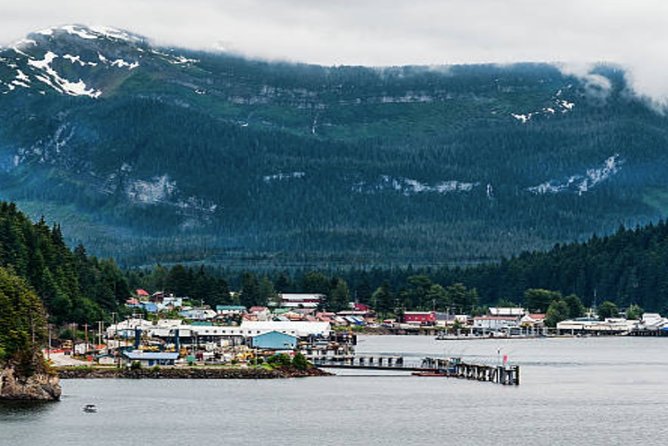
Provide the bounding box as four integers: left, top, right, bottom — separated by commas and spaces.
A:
240, 321, 330, 337
216, 305, 247, 311
474, 316, 519, 321
280, 293, 325, 301
123, 351, 179, 360
489, 307, 525, 316
249, 306, 269, 312
251, 330, 298, 340
136, 289, 149, 297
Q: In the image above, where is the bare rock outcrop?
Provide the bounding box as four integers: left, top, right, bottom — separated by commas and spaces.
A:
0, 366, 61, 401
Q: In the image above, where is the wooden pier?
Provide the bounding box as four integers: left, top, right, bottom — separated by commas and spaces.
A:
311, 355, 520, 385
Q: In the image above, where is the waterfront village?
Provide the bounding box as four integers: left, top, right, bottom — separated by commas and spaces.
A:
48, 289, 668, 370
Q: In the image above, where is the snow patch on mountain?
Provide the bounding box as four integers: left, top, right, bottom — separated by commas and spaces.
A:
61, 25, 98, 40
110, 58, 139, 70
510, 94, 576, 124
528, 155, 623, 195
124, 174, 218, 215
27, 51, 102, 98
354, 175, 479, 195
263, 171, 306, 183
126, 175, 176, 204
63, 54, 98, 67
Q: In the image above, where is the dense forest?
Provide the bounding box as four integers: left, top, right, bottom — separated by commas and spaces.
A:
1, 199, 667, 335
2, 26, 668, 269
0, 267, 49, 376
129, 222, 668, 315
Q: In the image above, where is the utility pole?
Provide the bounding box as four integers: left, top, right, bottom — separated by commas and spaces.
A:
47, 324, 52, 361
84, 323, 89, 351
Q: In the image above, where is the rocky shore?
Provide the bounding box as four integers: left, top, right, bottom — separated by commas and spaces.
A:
57, 366, 330, 379
0, 366, 62, 401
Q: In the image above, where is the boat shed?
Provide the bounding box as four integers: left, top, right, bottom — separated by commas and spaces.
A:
250, 331, 298, 350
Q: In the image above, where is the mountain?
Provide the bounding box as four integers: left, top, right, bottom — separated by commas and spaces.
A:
1, 25, 668, 269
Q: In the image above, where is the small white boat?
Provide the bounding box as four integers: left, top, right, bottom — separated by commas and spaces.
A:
83, 404, 97, 413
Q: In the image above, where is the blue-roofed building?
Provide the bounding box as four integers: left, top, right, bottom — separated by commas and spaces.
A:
122, 350, 179, 367
250, 330, 298, 350
141, 302, 159, 313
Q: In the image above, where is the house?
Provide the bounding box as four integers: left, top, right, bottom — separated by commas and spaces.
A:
352, 303, 372, 312
520, 313, 546, 328
402, 311, 436, 325
249, 306, 271, 321
122, 350, 178, 367
216, 305, 247, 316
141, 302, 159, 313
163, 296, 184, 308
250, 331, 298, 350
473, 316, 519, 331
278, 293, 325, 309
135, 289, 150, 298
179, 308, 217, 320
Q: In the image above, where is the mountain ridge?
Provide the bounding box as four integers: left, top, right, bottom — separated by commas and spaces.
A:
1, 25, 667, 269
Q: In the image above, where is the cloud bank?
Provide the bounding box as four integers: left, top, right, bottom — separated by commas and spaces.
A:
1, 0, 667, 104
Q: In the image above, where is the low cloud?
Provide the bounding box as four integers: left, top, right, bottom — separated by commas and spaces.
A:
1, 0, 667, 106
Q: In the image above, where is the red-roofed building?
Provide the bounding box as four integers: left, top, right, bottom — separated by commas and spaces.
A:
353, 303, 371, 312
136, 289, 149, 298
402, 311, 436, 325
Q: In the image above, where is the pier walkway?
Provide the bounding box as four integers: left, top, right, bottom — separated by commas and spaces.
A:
311, 355, 520, 385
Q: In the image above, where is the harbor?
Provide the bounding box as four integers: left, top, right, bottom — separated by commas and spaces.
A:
6, 335, 667, 446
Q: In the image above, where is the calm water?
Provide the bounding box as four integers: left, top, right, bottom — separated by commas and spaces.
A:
2, 336, 667, 445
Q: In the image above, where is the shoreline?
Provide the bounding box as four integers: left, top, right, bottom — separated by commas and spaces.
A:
56, 366, 330, 379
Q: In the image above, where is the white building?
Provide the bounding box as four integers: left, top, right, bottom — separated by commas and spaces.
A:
473, 316, 519, 331
639, 313, 667, 330
278, 293, 325, 309
488, 307, 526, 317
239, 321, 330, 337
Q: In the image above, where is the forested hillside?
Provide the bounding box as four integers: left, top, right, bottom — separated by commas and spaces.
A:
0, 202, 128, 323
2, 25, 668, 268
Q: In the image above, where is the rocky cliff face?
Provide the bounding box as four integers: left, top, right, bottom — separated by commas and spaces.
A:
0, 366, 61, 401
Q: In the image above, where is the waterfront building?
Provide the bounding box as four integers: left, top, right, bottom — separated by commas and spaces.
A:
473, 316, 520, 331
240, 321, 331, 337
520, 313, 546, 328
122, 351, 179, 367
488, 307, 526, 317
250, 331, 298, 350
402, 311, 437, 325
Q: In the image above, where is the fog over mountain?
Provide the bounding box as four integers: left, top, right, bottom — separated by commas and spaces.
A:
1, 0, 667, 107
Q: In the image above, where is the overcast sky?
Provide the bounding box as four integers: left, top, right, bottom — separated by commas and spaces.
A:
2, 0, 667, 103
